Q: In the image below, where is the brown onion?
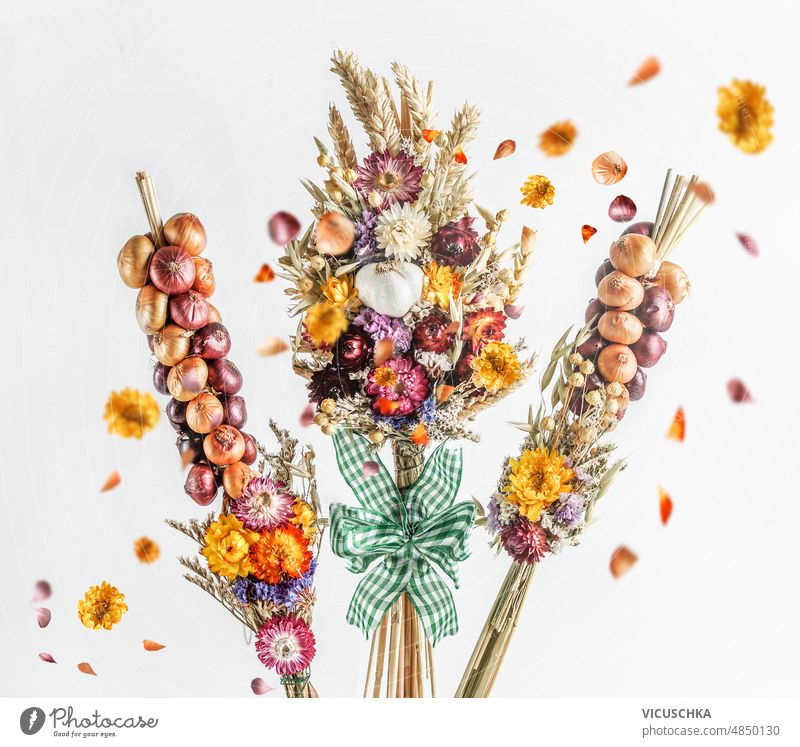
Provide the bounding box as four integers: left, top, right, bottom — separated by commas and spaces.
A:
184, 463, 218, 505
598, 310, 643, 345
585, 298, 607, 323
167, 356, 209, 401
610, 234, 656, 277
207, 304, 222, 323
576, 332, 605, 359
635, 285, 674, 331
176, 431, 204, 464
117, 235, 154, 288
166, 398, 188, 432
135, 285, 168, 334
170, 291, 210, 330
653, 261, 690, 304
597, 344, 637, 383
203, 425, 245, 466
221, 394, 247, 429
186, 392, 224, 434
597, 271, 644, 310
149, 245, 195, 294
630, 330, 667, 368
626, 367, 647, 401
594, 258, 615, 287
153, 324, 192, 366
191, 322, 231, 359
222, 461, 252, 499
207, 358, 243, 394
153, 363, 171, 395
241, 432, 257, 465
192, 257, 215, 297
164, 213, 207, 257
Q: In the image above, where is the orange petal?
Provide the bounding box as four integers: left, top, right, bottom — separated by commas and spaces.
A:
143, 640, 166, 651
659, 486, 673, 525
257, 337, 289, 356
421, 129, 440, 143
436, 384, 455, 403
454, 148, 467, 164
609, 546, 638, 578
581, 225, 597, 244
100, 471, 121, 492
628, 56, 661, 85
410, 423, 429, 446
493, 139, 516, 160
374, 397, 399, 416
687, 180, 716, 205
666, 406, 686, 441
254, 263, 275, 283
77, 662, 97, 676
374, 338, 394, 366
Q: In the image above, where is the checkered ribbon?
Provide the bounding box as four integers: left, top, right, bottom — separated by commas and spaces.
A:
329, 429, 475, 645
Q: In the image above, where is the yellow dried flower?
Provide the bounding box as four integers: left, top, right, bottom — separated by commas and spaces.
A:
78, 581, 128, 630
291, 499, 318, 540
503, 448, 574, 522
103, 388, 160, 439
423, 262, 462, 310
201, 514, 259, 580
717, 79, 774, 154
520, 175, 555, 209
320, 274, 359, 308
133, 536, 160, 563
539, 120, 578, 156
471, 341, 522, 393
305, 302, 348, 347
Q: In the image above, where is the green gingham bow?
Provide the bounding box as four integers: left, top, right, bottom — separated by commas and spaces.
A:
329, 430, 476, 645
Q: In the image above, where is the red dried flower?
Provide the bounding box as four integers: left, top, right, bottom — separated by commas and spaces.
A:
413, 311, 455, 353
431, 217, 481, 267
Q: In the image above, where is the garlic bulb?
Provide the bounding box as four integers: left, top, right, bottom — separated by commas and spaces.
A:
355, 262, 423, 318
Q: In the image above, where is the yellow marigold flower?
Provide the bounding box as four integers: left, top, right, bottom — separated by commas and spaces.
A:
503, 448, 574, 522
539, 120, 577, 157
520, 175, 555, 209
104, 388, 160, 439
291, 499, 318, 540
202, 514, 259, 580
305, 301, 348, 347
717, 79, 774, 154
78, 581, 128, 630
471, 341, 522, 393
320, 274, 360, 308
133, 536, 160, 563
423, 262, 462, 310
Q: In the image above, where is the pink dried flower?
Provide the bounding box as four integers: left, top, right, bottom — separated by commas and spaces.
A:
255, 615, 316, 675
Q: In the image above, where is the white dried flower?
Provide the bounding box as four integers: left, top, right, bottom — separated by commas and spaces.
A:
375, 202, 432, 261
415, 350, 453, 371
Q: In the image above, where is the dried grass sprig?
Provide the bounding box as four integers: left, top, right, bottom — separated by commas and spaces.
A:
327, 104, 358, 171
506, 226, 536, 304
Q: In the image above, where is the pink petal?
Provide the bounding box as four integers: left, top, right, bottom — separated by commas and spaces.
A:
267, 211, 301, 245
503, 304, 525, 320
299, 404, 314, 427
608, 195, 637, 223
38, 652, 56, 663
34, 608, 51, 628
32, 580, 51, 602
250, 677, 273, 695
736, 233, 759, 257
727, 378, 754, 403
362, 460, 380, 477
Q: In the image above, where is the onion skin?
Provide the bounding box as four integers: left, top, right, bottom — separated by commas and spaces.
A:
222, 461, 252, 499
653, 261, 690, 304
207, 358, 243, 395
176, 432, 205, 464
635, 285, 674, 332
630, 330, 667, 368
191, 322, 231, 359
203, 425, 245, 466
585, 298, 606, 323
597, 271, 644, 310
170, 291, 210, 331
610, 234, 657, 277
117, 235, 154, 288
153, 363, 171, 395
597, 343, 638, 383
149, 245, 195, 295
621, 221, 653, 238
221, 394, 247, 429
164, 213, 207, 257
207, 304, 222, 323
241, 432, 257, 465
576, 332, 605, 359
166, 398, 188, 432
594, 258, 615, 287
167, 356, 209, 401
135, 285, 168, 334
153, 324, 192, 366
626, 367, 647, 401
192, 257, 216, 298
598, 310, 643, 345
186, 392, 224, 434
184, 463, 218, 505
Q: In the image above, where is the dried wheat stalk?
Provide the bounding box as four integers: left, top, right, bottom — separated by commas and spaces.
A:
506, 226, 536, 304
327, 104, 357, 171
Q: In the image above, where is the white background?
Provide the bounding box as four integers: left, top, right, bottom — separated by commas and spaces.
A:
1, 0, 798, 700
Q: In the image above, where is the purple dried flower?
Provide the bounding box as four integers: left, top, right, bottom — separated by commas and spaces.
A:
553, 493, 585, 528
353, 308, 411, 352
486, 495, 501, 534
354, 210, 379, 258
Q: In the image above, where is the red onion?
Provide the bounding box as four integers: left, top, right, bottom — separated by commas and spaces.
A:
630, 330, 667, 368
626, 367, 647, 401
176, 432, 204, 464
268, 211, 301, 245
166, 398, 188, 432
149, 245, 195, 294
594, 259, 615, 287
608, 195, 637, 223
567, 373, 602, 417
585, 298, 607, 323
635, 286, 674, 332
241, 432, 257, 465
576, 332, 605, 359
153, 363, 171, 395
170, 291, 210, 330
192, 322, 231, 359
621, 221, 653, 238
207, 358, 243, 394
221, 394, 248, 429
184, 463, 218, 505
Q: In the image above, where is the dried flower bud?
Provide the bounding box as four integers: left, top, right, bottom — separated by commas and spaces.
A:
580, 360, 595, 375
309, 255, 327, 271
343, 168, 357, 183
321, 422, 337, 436
606, 381, 623, 397
368, 429, 385, 444
368, 191, 383, 208
605, 399, 620, 414
569, 352, 584, 366
420, 172, 434, 189
496, 209, 509, 223
579, 426, 597, 444
319, 398, 336, 415
316, 154, 330, 167
330, 166, 343, 178
585, 390, 602, 406
331, 189, 343, 203
541, 416, 556, 431
313, 413, 329, 427
298, 278, 314, 294
568, 372, 585, 388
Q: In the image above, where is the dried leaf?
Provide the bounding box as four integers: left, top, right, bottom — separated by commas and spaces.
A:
254, 263, 275, 282
503, 304, 525, 319
410, 423, 429, 446
493, 139, 516, 160
736, 233, 759, 257
687, 181, 715, 204
421, 129, 440, 143
659, 486, 673, 525
592, 151, 627, 185
362, 460, 380, 478
581, 225, 597, 243
454, 148, 467, 164
143, 639, 166, 652
299, 404, 314, 427
32, 580, 52, 603
77, 662, 97, 676
727, 378, 754, 403
257, 337, 289, 356
628, 56, 661, 85
38, 652, 56, 664
608, 195, 637, 222
99, 471, 121, 492
666, 406, 686, 441
33, 608, 51, 628
267, 212, 301, 245
250, 677, 273, 695
609, 546, 638, 578
374, 338, 394, 366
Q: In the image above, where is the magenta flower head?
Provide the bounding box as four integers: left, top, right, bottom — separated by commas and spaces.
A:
256, 614, 316, 675
500, 518, 549, 564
